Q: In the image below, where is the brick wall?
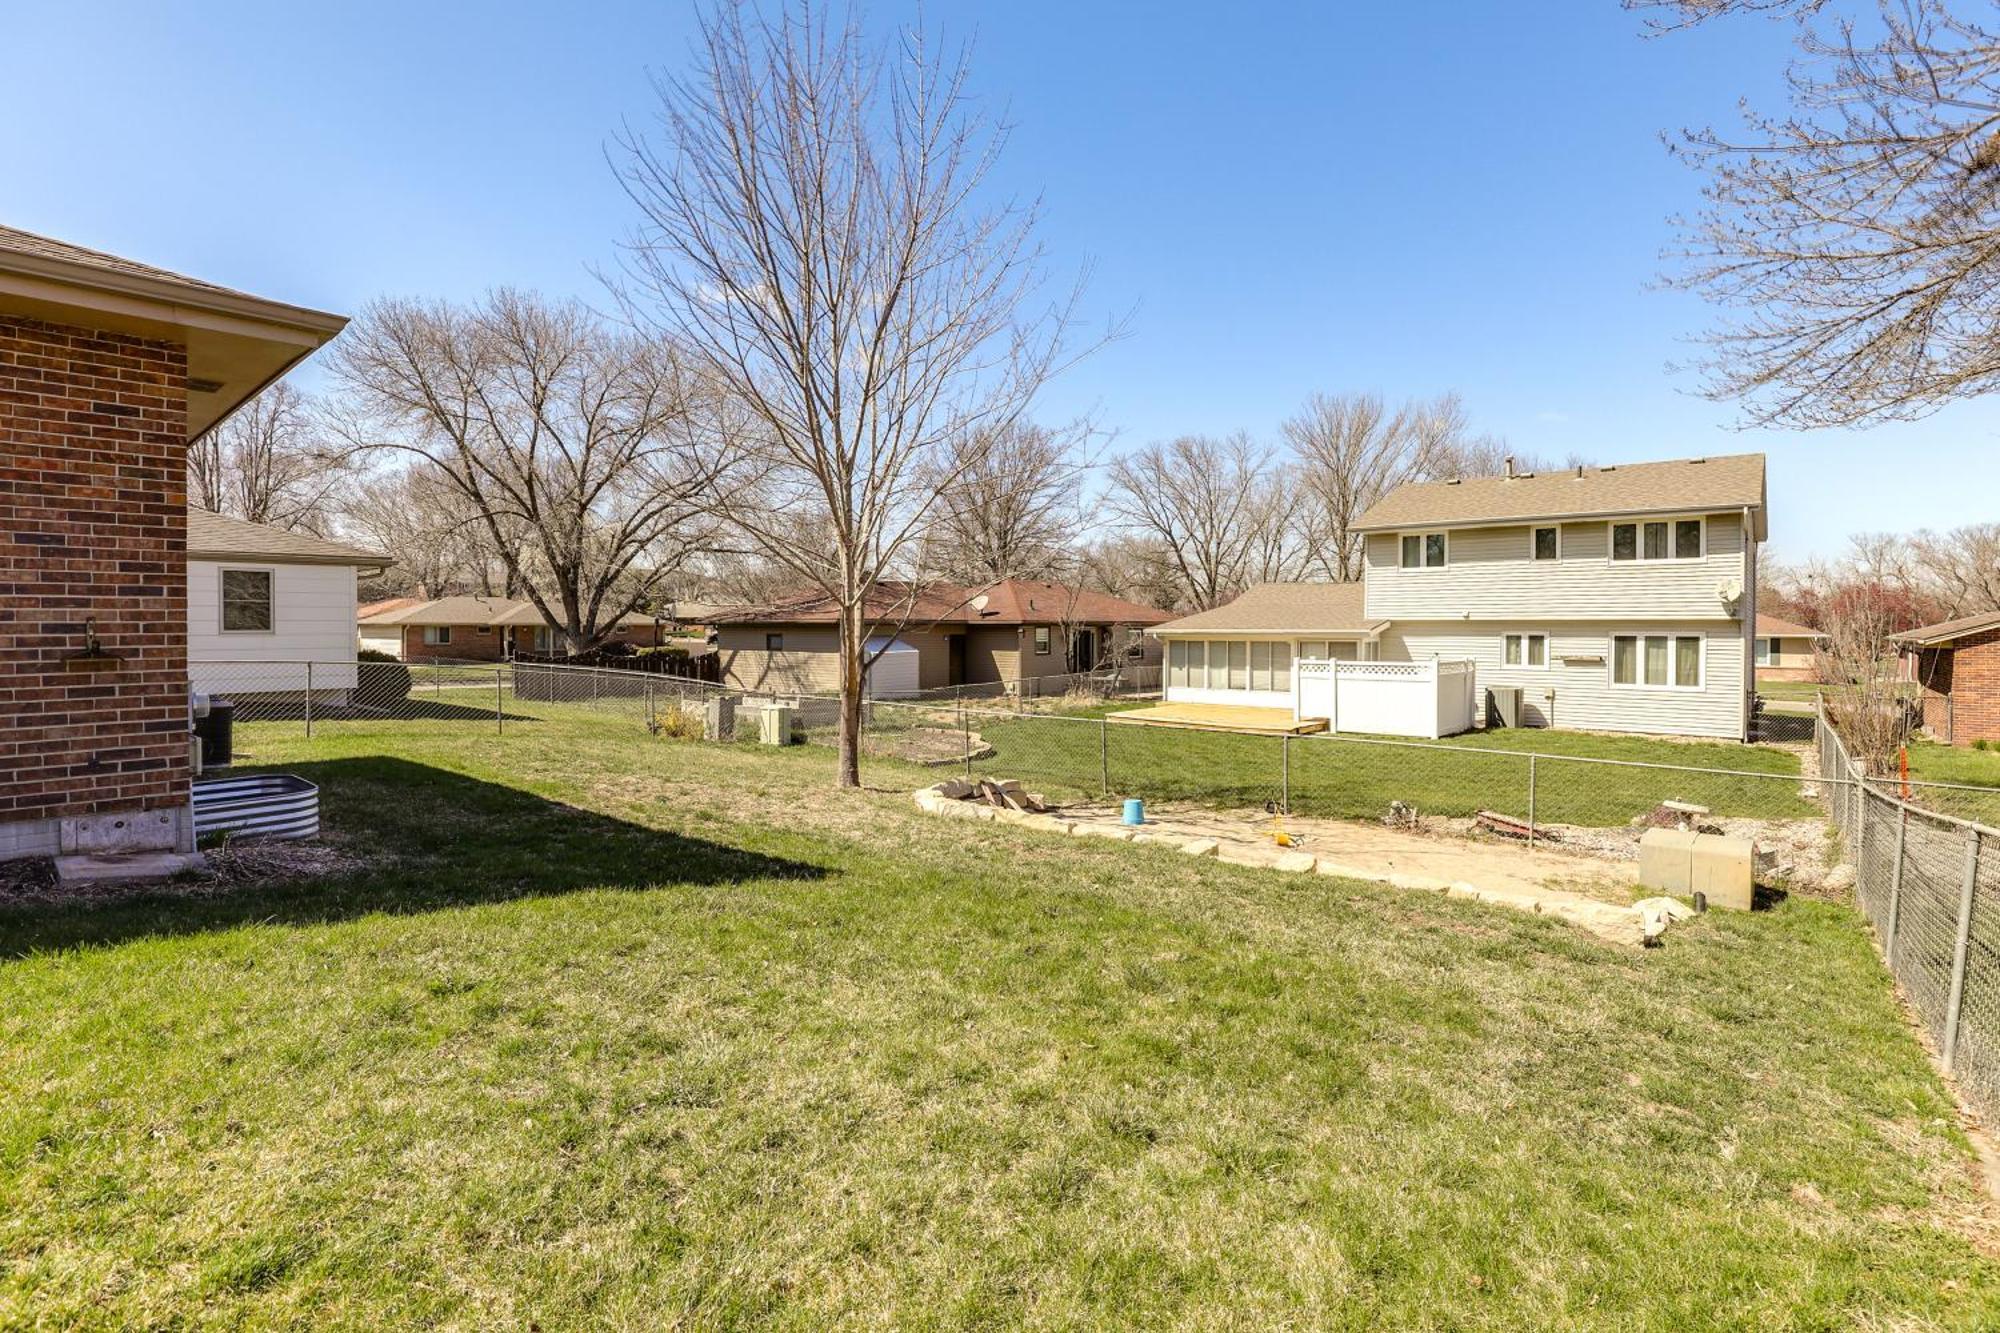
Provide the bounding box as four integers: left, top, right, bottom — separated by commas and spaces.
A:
1931, 630, 2000, 746
399, 620, 663, 663
1, 315, 190, 840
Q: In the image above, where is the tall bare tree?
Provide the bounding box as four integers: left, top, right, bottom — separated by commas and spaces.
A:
1105, 434, 1295, 611
928, 422, 1085, 583
187, 381, 346, 532
615, 1, 1093, 786
1648, 0, 2000, 425
330, 290, 727, 653
340, 464, 489, 598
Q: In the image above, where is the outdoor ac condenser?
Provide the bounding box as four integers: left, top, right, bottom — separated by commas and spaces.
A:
1486, 686, 1522, 729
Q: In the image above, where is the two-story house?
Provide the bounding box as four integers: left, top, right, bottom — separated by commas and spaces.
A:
1150, 453, 1766, 741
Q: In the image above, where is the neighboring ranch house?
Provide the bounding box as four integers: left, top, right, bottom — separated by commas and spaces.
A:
357, 596, 669, 662
1, 223, 344, 863
188, 508, 388, 700
1753, 614, 1825, 683
709, 580, 1171, 697
1152, 453, 1767, 741
1894, 610, 2000, 747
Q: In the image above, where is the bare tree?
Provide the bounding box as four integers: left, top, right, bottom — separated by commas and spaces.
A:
1080, 535, 1184, 610
1653, 0, 2000, 425
187, 381, 346, 532
1906, 523, 2000, 617
1105, 434, 1293, 611
1817, 585, 1916, 773
340, 465, 488, 598
615, 1, 1094, 786
330, 291, 727, 653
928, 422, 1086, 583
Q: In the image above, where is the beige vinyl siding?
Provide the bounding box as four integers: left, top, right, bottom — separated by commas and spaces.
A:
964, 626, 1019, 685
1363, 512, 1748, 622
1379, 620, 1747, 739
716, 625, 955, 693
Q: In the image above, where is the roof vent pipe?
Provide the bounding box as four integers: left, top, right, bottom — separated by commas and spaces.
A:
1504, 456, 1516, 478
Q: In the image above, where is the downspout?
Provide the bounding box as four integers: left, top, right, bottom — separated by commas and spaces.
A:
1741, 505, 1757, 743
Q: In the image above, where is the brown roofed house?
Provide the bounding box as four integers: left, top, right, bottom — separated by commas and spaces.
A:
1893, 609, 2000, 746
706, 579, 1173, 697
356, 596, 671, 662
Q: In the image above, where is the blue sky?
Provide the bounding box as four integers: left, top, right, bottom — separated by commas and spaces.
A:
7, 0, 1995, 562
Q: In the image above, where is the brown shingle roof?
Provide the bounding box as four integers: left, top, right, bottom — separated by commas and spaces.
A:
357, 595, 658, 629
1756, 614, 1823, 640
1151, 583, 1384, 636
709, 579, 1172, 628
187, 508, 389, 566
0, 224, 255, 301
1891, 609, 2000, 646
1353, 453, 1766, 533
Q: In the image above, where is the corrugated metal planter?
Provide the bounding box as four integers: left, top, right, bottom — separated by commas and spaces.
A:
192, 773, 320, 842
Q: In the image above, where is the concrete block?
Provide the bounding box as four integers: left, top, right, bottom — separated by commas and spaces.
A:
1637, 828, 1698, 896
1179, 838, 1220, 857
55, 850, 205, 886
60, 807, 182, 854
1690, 833, 1755, 911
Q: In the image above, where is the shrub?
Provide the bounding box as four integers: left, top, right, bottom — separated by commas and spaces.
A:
357, 648, 398, 663
354, 655, 413, 706
653, 705, 705, 740
1977, 738, 1992, 752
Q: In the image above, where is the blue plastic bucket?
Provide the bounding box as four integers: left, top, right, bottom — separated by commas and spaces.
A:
1122, 798, 1145, 825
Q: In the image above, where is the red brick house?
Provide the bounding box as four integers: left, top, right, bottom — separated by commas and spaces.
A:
1894, 610, 2000, 747
356, 596, 668, 662
1, 225, 345, 864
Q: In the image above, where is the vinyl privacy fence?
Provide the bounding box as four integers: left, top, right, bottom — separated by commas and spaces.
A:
1818, 705, 2000, 1124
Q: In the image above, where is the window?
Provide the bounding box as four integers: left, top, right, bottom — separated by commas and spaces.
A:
1227, 641, 1248, 690
1168, 640, 1188, 687
1611, 633, 1703, 688
1297, 640, 1328, 662
1250, 642, 1272, 691
219, 569, 273, 633
765, 632, 783, 653
1611, 517, 1704, 563
1033, 625, 1051, 655
422, 625, 452, 646
1272, 641, 1291, 692
1503, 632, 1548, 669
1755, 637, 1776, 667
477, 625, 492, 635
1532, 526, 1559, 561
1399, 531, 1447, 569
1187, 641, 1206, 688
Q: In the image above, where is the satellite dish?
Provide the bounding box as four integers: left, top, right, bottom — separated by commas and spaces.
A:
970, 593, 990, 612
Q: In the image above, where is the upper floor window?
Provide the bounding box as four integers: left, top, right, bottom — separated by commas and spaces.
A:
220, 569, 274, 633
1532, 526, 1559, 561
1610, 517, 1704, 563
1399, 531, 1447, 569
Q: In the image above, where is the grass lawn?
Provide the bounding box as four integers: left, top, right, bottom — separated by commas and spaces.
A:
919, 706, 1816, 828
1, 714, 1995, 1327
1900, 741, 2000, 826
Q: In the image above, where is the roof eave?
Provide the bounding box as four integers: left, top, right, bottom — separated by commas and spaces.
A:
1352, 500, 1765, 534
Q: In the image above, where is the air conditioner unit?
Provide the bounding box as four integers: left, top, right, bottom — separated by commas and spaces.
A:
1486, 685, 1522, 729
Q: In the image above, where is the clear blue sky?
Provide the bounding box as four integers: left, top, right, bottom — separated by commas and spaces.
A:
8, 0, 1995, 562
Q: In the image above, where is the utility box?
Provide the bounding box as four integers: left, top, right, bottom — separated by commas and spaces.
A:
704, 695, 736, 741
1638, 828, 1755, 910
1486, 686, 1522, 729
760, 705, 795, 746
1690, 833, 1755, 911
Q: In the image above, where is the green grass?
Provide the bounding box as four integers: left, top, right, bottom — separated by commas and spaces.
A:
932, 708, 1816, 827
1, 715, 1995, 1327
1900, 741, 2000, 826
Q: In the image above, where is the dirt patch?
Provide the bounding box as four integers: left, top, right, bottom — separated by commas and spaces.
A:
1425, 812, 1838, 897
0, 837, 369, 908
864, 726, 994, 766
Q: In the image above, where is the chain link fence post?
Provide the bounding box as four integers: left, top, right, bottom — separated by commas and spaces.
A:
1281, 732, 1290, 814
1527, 754, 1537, 849
497, 666, 505, 735
1100, 716, 1110, 797
961, 698, 971, 779
1886, 806, 1906, 958
1943, 827, 1983, 1074
304, 660, 313, 738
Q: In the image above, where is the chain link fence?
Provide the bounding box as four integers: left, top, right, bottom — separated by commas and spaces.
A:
1818, 704, 2000, 1123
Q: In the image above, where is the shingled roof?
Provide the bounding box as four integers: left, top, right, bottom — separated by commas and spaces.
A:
1151, 583, 1385, 637
1891, 609, 2000, 647
187, 508, 388, 567
357, 596, 659, 629
1354, 453, 1766, 535
708, 579, 1173, 628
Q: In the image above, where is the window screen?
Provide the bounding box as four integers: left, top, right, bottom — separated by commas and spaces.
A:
1250, 641, 1272, 691
1643, 522, 1668, 560
1272, 642, 1291, 692
1400, 535, 1422, 568
1533, 527, 1558, 561
1675, 519, 1703, 559
1644, 635, 1669, 685
1612, 524, 1637, 561
1612, 635, 1637, 684
220, 569, 272, 632
1675, 636, 1701, 687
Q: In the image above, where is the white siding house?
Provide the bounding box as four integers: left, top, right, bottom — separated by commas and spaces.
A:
186, 509, 388, 699
1151, 453, 1768, 742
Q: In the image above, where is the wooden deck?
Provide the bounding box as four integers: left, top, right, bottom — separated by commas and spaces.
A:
1105, 703, 1328, 735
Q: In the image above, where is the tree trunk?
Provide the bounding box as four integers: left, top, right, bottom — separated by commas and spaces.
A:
837, 602, 865, 787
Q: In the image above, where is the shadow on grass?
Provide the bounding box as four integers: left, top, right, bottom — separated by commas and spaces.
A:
0, 756, 827, 958
232, 698, 543, 724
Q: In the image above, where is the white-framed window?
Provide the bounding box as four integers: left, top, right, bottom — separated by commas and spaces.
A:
1502, 632, 1549, 669
1609, 516, 1705, 564
1271, 641, 1291, 692
1398, 531, 1448, 569
1226, 641, 1248, 690
1297, 640, 1328, 661
1531, 526, 1560, 561
1168, 639, 1188, 687
1755, 637, 1776, 667
218, 567, 274, 633
1033, 625, 1051, 655
422, 625, 452, 646
1610, 633, 1704, 689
